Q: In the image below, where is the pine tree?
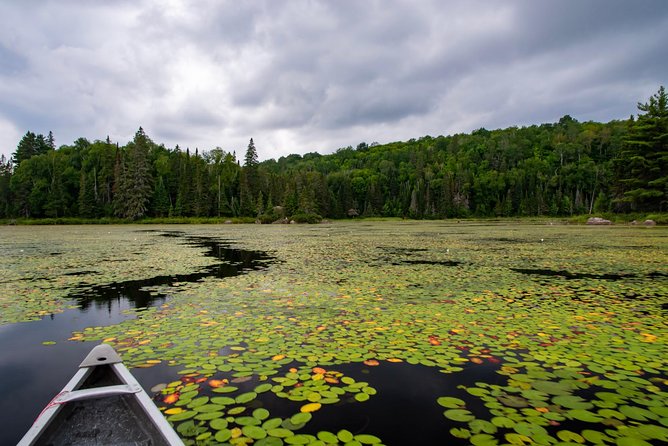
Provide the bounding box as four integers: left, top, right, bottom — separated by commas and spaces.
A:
114, 128, 153, 219
152, 175, 170, 217
78, 170, 98, 218
47, 131, 56, 150
174, 149, 192, 216
616, 86, 668, 211
13, 131, 38, 165
0, 155, 11, 217
241, 138, 259, 215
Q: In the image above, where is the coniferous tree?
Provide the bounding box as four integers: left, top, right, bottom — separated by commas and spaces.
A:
114, 128, 153, 219
13, 131, 38, 165
615, 86, 668, 211
46, 131, 56, 151
174, 149, 192, 216
0, 155, 11, 218
152, 175, 170, 217
241, 138, 259, 215
78, 170, 98, 218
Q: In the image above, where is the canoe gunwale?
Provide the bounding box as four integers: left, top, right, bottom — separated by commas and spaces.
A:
53, 383, 142, 404
17, 343, 184, 446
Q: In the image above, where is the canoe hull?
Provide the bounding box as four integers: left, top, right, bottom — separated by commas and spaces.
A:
18, 344, 183, 446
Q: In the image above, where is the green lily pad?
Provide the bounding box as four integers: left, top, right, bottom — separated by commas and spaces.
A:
235, 416, 261, 426
470, 433, 498, 446
317, 431, 339, 443
437, 396, 466, 408
337, 429, 354, 442
255, 383, 273, 393
552, 395, 594, 410
619, 405, 658, 421
210, 396, 235, 406
267, 428, 294, 438
228, 406, 246, 415
194, 411, 223, 421
531, 380, 572, 395
444, 409, 475, 422
354, 433, 382, 444
284, 434, 313, 444
290, 412, 312, 425
212, 385, 239, 394
450, 428, 471, 439
167, 410, 196, 422
214, 429, 232, 442
235, 391, 258, 404
355, 392, 370, 402
469, 419, 497, 434
253, 408, 270, 420
569, 409, 603, 423
210, 418, 229, 430
256, 437, 284, 446
491, 416, 515, 428
243, 425, 267, 440
616, 438, 653, 446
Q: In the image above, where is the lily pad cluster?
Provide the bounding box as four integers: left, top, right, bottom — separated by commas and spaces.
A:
2, 222, 667, 444
154, 363, 381, 445
0, 225, 218, 324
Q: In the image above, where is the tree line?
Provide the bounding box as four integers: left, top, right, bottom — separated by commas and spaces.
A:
0, 87, 666, 221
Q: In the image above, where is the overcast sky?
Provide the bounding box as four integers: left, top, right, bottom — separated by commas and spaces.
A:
1, 1, 667, 162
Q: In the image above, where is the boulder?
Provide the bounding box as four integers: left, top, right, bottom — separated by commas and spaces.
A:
644, 219, 657, 226
586, 217, 612, 225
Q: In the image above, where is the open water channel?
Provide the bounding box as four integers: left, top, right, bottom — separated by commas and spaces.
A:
0, 230, 272, 445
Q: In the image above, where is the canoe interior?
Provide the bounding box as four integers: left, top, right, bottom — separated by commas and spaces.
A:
35, 364, 171, 446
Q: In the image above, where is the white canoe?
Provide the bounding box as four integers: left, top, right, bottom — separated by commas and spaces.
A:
18, 343, 184, 445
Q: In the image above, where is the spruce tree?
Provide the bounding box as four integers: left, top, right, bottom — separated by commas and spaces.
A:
241, 138, 259, 215
616, 86, 668, 211
114, 128, 153, 219
13, 131, 37, 165
152, 175, 170, 217
78, 170, 98, 218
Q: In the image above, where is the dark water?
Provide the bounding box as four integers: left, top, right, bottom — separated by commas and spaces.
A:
300, 361, 502, 445
0, 231, 272, 446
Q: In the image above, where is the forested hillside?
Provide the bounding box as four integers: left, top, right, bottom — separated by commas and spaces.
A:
0, 87, 666, 221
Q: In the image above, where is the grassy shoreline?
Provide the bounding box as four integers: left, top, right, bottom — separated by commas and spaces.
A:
1, 213, 667, 226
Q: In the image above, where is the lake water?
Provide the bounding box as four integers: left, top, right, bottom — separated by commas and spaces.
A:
0, 228, 271, 445
0, 223, 666, 445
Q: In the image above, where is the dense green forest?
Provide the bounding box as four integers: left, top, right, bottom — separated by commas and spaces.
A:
0, 87, 666, 221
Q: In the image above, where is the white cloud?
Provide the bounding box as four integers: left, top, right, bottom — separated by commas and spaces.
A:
0, 0, 667, 162
0, 117, 21, 162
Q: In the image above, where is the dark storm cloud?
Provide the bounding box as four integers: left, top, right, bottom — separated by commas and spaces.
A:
0, 0, 666, 161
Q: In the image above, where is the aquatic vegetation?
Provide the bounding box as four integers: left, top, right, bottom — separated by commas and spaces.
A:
1, 222, 667, 444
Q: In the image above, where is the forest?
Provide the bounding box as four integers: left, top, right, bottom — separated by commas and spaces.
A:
0, 87, 665, 221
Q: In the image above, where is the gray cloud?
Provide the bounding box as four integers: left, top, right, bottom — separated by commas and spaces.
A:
0, 0, 667, 162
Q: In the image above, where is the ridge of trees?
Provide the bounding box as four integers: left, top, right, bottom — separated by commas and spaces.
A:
0, 87, 666, 220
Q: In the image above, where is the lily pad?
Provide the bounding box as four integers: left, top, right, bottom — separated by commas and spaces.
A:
444, 409, 475, 422
437, 396, 466, 408
243, 425, 267, 440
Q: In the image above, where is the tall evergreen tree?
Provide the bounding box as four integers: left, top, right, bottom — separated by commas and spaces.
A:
13, 131, 38, 165
46, 131, 56, 150
152, 175, 170, 217
78, 170, 98, 218
0, 155, 11, 217
615, 86, 668, 211
113, 128, 154, 219
241, 138, 259, 215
